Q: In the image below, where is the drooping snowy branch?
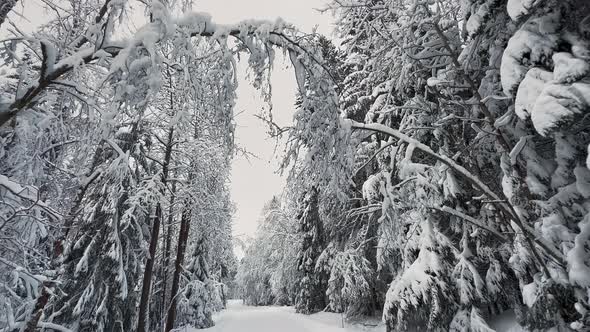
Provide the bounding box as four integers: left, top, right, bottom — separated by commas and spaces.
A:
350, 120, 565, 266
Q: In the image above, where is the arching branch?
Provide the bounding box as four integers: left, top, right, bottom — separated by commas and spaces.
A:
0, 13, 327, 128
429, 205, 508, 242
350, 120, 565, 270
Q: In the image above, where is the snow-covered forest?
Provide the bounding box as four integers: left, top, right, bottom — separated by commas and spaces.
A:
1, 0, 590, 331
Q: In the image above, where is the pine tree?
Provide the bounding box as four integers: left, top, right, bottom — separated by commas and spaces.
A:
176, 237, 216, 329
294, 188, 327, 314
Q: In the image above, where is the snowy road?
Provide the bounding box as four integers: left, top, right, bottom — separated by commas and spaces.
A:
182, 301, 523, 332
191, 300, 383, 332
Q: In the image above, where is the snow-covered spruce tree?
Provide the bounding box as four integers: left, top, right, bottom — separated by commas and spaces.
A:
174, 128, 235, 330
236, 239, 275, 306
325, 1, 490, 329
236, 196, 300, 306
320, 245, 376, 318
313, 0, 590, 330
263, 198, 301, 306
0, 6, 111, 323
294, 187, 328, 314
499, 0, 590, 329
45, 117, 151, 331
37, 3, 178, 327
312, 177, 382, 319
283, 34, 381, 318
176, 236, 216, 329
204, 189, 236, 310
317, 132, 388, 319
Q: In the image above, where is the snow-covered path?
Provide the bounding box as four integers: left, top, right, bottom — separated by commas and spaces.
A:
180, 301, 523, 332
190, 300, 384, 332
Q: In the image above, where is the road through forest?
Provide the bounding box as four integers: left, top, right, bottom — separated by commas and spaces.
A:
192, 300, 382, 332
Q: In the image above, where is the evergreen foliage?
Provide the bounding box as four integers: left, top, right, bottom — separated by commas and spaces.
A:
2, 0, 590, 331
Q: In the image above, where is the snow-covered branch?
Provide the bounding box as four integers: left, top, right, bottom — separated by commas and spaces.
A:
430, 205, 508, 242
350, 120, 566, 266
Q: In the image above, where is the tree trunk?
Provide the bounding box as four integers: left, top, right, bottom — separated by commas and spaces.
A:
21, 282, 51, 332
161, 178, 176, 318
137, 127, 174, 332
164, 206, 191, 332
137, 204, 162, 332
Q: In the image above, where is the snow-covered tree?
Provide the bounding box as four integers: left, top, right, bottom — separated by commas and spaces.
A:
3, 0, 590, 330
1, 0, 337, 329
236, 196, 300, 306
294, 188, 328, 314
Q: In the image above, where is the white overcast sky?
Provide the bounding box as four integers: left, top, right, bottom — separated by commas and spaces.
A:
194, 0, 334, 242
3, 0, 334, 245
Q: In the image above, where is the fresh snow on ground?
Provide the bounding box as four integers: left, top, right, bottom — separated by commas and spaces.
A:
175, 300, 528, 332
488, 310, 526, 332
176, 300, 384, 332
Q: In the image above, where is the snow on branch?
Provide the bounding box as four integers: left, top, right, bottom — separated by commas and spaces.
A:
350, 120, 505, 202
36, 322, 74, 332
349, 120, 566, 267
0, 174, 62, 221
0, 9, 329, 129
39, 40, 56, 79
430, 206, 508, 242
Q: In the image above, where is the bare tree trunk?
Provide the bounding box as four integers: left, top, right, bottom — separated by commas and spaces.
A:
0, 0, 17, 28
161, 178, 176, 318
137, 127, 174, 332
137, 204, 162, 332
21, 282, 51, 332
164, 206, 191, 332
